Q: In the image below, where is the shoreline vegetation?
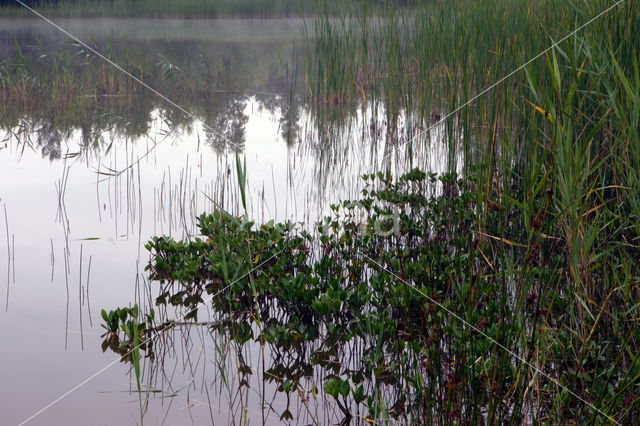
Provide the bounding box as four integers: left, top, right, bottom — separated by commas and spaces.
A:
0, 0, 313, 18
105, 162, 640, 424
0, 0, 420, 19
0, 21, 307, 155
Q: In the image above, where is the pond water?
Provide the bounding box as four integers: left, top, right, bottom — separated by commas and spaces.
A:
0, 17, 453, 425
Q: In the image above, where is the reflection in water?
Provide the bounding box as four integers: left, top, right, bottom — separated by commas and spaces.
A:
2, 200, 13, 312
0, 17, 460, 425
0, 18, 459, 170
0, 18, 308, 159
202, 93, 249, 154
100, 172, 480, 424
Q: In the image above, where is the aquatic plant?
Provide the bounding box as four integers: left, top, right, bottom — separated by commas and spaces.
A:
103, 162, 639, 423
100, 305, 156, 423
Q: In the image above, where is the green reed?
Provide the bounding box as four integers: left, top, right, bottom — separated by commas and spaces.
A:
304, 0, 640, 422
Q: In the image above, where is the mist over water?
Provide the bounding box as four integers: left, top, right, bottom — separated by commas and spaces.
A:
0, 17, 452, 425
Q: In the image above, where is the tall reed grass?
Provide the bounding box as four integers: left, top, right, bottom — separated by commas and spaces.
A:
299, 0, 640, 422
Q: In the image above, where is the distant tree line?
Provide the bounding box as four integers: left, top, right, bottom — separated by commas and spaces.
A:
0, 0, 51, 5
0, 0, 433, 8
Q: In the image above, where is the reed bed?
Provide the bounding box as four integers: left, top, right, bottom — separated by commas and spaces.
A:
0, 36, 303, 157
295, 0, 640, 422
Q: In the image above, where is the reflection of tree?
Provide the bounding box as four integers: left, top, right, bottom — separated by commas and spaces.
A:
279, 96, 302, 147
36, 122, 70, 161
0, 29, 306, 159
203, 93, 248, 154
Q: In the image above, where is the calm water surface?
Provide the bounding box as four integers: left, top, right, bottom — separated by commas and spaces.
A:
0, 17, 452, 425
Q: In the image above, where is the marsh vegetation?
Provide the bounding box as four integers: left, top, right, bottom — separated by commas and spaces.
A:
1, 0, 639, 424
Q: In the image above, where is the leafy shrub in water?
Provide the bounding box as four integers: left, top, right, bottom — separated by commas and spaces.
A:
103, 166, 640, 423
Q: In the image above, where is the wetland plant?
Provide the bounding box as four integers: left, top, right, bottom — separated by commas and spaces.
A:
103, 164, 639, 423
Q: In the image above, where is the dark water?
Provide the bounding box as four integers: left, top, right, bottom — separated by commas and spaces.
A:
0, 17, 452, 425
